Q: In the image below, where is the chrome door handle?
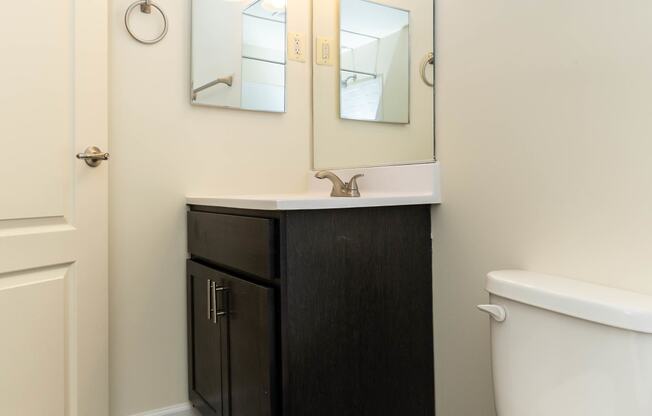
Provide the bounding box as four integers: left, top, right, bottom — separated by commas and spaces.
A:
76, 146, 110, 167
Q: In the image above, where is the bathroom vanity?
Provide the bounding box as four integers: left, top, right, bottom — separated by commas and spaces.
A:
186, 0, 438, 411
186, 196, 435, 416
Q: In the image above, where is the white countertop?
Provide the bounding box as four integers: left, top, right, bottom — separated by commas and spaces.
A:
186, 192, 437, 211
186, 162, 442, 211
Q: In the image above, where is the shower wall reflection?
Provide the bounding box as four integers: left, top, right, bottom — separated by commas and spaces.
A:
340, 0, 409, 123
191, 0, 287, 112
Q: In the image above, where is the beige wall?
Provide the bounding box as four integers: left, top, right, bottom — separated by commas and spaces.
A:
108, 0, 312, 414
433, 0, 652, 415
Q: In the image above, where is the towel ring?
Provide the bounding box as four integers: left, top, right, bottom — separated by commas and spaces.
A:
125, 0, 168, 45
420, 52, 434, 87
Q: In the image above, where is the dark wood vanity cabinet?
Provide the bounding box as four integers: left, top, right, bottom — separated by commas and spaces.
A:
187, 205, 435, 416
187, 261, 277, 416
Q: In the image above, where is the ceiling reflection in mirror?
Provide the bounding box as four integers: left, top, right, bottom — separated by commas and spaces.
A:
191, 0, 287, 112
340, 0, 409, 123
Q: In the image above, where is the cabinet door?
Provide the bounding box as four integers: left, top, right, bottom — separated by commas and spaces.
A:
222, 273, 277, 416
188, 262, 225, 416
284, 206, 435, 416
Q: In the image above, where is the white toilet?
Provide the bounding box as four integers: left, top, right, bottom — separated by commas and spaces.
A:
478, 270, 652, 416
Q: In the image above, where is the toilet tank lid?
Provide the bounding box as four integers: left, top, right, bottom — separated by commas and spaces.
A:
487, 270, 652, 334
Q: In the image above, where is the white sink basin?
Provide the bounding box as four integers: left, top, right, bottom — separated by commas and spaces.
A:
186, 162, 441, 211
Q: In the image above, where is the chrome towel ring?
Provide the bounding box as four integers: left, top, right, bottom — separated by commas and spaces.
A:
420, 52, 434, 87
125, 0, 168, 45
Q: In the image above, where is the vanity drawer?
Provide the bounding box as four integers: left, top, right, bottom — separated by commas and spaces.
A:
188, 211, 277, 279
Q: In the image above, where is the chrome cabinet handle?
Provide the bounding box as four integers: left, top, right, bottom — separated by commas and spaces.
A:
206, 281, 228, 323
211, 281, 217, 323
214, 287, 229, 319
207, 280, 213, 320
76, 146, 110, 167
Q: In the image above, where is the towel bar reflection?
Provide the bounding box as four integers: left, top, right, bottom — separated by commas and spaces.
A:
192, 75, 234, 101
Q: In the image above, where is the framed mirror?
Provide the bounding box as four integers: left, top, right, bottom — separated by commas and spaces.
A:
191, 0, 287, 113
340, 0, 410, 123
312, 0, 434, 169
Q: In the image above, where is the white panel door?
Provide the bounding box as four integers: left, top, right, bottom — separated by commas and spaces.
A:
0, 0, 108, 415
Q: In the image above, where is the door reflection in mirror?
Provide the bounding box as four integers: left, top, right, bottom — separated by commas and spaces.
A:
340, 0, 409, 123
191, 0, 287, 112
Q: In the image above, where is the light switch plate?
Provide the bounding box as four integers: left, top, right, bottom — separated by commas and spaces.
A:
288, 32, 306, 62
316, 37, 334, 66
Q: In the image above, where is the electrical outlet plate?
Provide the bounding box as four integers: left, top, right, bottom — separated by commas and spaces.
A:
316, 37, 334, 66
288, 32, 306, 63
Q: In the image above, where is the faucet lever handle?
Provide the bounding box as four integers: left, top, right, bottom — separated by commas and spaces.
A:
346, 174, 364, 197
346, 174, 364, 190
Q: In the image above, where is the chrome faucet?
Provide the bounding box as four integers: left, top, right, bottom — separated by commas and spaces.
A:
315, 171, 364, 198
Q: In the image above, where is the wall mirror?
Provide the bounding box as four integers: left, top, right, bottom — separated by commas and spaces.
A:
340, 0, 409, 123
191, 0, 287, 113
313, 0, 434, 169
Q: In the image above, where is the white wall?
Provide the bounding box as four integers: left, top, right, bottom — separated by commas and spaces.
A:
433, 0, 652, 415
108, 0, 312, 414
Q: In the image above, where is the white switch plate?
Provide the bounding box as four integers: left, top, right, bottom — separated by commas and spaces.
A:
316, 37, 334, 66
288, 32, 306, 62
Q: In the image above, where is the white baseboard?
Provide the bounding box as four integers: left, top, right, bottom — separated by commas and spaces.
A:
129, 402, 193, 416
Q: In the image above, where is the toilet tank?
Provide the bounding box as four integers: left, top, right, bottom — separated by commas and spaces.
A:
483, 270, 652, 416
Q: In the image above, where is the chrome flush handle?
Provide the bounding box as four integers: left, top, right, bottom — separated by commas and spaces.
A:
76, 146, 110, 167
477, 304, 507, 322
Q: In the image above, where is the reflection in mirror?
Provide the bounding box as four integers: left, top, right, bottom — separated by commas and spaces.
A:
313, 0, 433, 169
191, 0, 287, 112
340, 0, 409, 123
